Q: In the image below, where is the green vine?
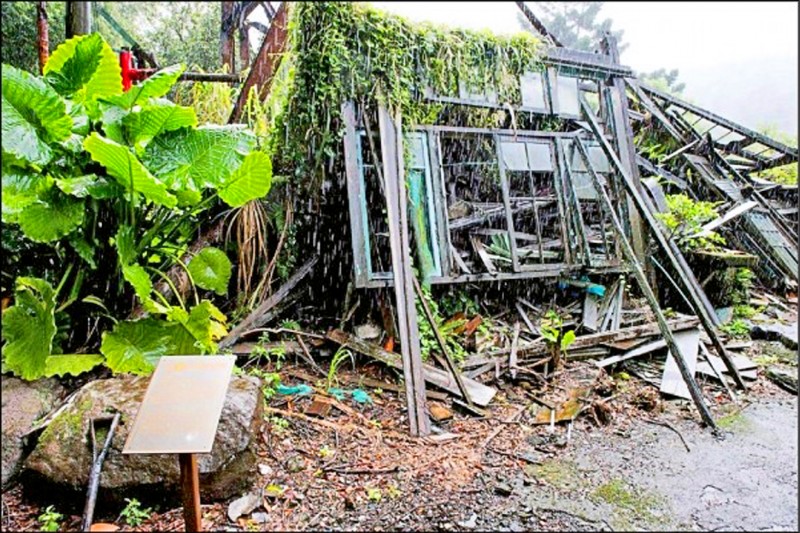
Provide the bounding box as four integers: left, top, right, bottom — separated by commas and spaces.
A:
268, 1, 544, 196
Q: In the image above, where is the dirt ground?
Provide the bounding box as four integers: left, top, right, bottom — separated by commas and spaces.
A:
1, 341, 797, 532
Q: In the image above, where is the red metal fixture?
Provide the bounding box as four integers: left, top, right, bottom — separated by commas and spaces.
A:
119, 49, 152, 92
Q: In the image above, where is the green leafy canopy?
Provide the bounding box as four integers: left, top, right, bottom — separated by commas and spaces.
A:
2, 32, 273, 380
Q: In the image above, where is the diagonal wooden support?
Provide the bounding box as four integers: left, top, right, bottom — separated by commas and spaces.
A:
412, 276, 474, 407
580, 96, 747, 391
574, 139, 717, 430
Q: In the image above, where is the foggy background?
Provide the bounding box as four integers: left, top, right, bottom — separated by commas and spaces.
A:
368, 1, 799, 137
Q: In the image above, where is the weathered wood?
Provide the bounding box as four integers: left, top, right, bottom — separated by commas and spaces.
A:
640, 83, 799, 164
581, 97, 745, 389
515, 1, 562, 47
471, 236, 498, 275
179, 453, 202, 532
326, 330, 496, 407
509, 322, 521, 380
494, 135, 521, 271
342, 101, 370, 287
412, 276, 474, 407
220, 1, 236, 73
379, 106, 430, 435
229, 1, 288, 123
574, 138, 716, 429
219, 256, 317, 349
660, 328, 701, 399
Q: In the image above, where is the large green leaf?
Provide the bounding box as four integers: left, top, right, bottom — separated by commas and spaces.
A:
114, 226, 136, 265
1, 277, 57, 380
101, 318, 198, 375
122, 263, 153, 302
104, 64, 185, 109
143, 125, 256, 192
43, 33, 122, 102
168, 301, 228, 353
2, 171, 53, 223
1, 65, 72, 165
17, 191, 84, 243
218, 151, 273, 207
83, 132, 177, 207
44, 354, 104, 378
187, 247, 232, 295
124, 99, 198, 149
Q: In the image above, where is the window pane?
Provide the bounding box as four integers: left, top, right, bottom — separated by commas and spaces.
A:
520, 71, 546, 109
459, 80, 498, 103
572, 172, 599, 200
526, 142, 553, 171
407, 134, 427, 169
501, 141, 529, 171
557, 75, 580, 116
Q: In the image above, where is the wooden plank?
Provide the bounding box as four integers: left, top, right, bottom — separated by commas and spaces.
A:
326, 330, 497, 407
412, 276, 474, 406
582, 293, 600, 332
581, 96, 746, 390
573, 138, 717, 429
378, 106, 430, 436
471, 236, 498, 275
494, 135, 521, 272
219, 257, 317, 349
595, 338, 666, 368
515, 1, 562, 46
640, 83, 799, 163
690, 200, 759, 238
342, 101, 370, 287
515, 301, 538, 335
660, 328, 700, 399
450, 244, 472, 274
509, 322, 521, 380
426, 128, 452, 277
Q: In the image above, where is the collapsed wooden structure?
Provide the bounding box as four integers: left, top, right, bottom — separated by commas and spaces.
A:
229, 3, 798, 435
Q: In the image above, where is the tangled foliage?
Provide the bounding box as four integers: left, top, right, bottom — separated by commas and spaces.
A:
1, 33, 271, 380
656, 194, 726, 251
270, 1, 543, 195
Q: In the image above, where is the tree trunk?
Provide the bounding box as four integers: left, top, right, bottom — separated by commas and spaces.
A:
36, 2, 49, 73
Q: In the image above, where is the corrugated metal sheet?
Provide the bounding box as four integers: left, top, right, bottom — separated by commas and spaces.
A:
745, 211, 798, 277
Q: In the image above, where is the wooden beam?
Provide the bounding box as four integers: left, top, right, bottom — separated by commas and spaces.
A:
580, 97, 747, 390
574, 139, 717, 429
378, 105, 430, 436
229, 1, 288, 123
327, 330, 496, 407
515, 1, 562, 47
412, 277, 474, 407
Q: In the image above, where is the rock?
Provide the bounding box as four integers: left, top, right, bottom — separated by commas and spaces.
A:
258, 463, 273, 476
494, 483, 513, 496
457, 513, 478, 529
227, 492, 262, 522
750, 322, 798, 350
251, 512, 268, 524
429, 403, 453, 422
355, 323, 382, 341
1, 377, 65, 489
23, 374, 262, 503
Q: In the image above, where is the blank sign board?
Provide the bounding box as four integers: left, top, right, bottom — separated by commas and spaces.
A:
123, 356, 236, 455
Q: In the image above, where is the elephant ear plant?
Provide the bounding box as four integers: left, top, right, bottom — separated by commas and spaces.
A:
1, 33, 272, 380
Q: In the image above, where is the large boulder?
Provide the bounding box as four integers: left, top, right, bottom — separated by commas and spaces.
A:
23, 374, 263, 503
2, 377, 66, 489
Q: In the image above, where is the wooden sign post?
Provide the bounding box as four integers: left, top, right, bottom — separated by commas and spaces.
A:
123, 356, 236, 532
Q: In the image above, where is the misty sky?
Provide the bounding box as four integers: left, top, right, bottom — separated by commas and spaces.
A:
367, 1, 799, 137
